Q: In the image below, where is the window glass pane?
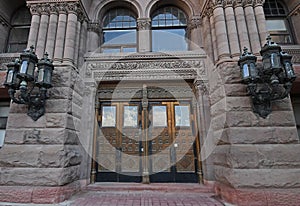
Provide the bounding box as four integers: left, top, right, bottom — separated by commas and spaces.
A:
0, 130, 5, 148
123, 106, 138, 127
0, 107, 10, 117
0, 118, 8, 129
152, 106, 167, 127
175, 106, 190, 127
102, 106, 116, 127
152, 29, 187, 52
103, 30, 136, 44
102, 48, 121, 53
123, 47, 137, 53
152, 7, 187, 28
266, 20, 287, 31
103, 8, 136, 29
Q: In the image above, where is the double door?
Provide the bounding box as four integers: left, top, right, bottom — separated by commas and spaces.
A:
95, 101, 199, 183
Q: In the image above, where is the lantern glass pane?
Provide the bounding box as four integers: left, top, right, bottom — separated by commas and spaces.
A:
45, 70, 51, 84
20, 60, 28, 74
270, 53, 281, 68
250, 63, 257, 78
242, 64, 250, 78
6, 70, 14, 83
38, 69, 44, 82
285, 62, 294, 78
27, 61, 35, 77
263, 58, 271, 70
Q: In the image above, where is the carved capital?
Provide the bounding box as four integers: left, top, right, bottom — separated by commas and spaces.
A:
27, 4, 41, 15
254, 0, 265, 7
66, 2, 81, 15
137, 18, 151, 30
49, 3, 59, 15
187, 16, 202, 30
57, 3, 68, 14
223, 0, 234, 8
39, 4, 51, 15
212, 0, 224, 8
194, 80, 209, 95
243, 0, 254, 7
233, 0, 243, 8
88, 22, 101, 33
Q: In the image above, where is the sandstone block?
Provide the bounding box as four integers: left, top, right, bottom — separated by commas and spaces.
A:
215, 165, 300, 188
6, 114, 46, 129
0, 166, 80, 186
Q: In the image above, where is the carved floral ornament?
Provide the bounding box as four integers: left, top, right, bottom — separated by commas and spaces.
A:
27, 1, 86, 17
203, 0, 265, 16
137, 18, 151, 30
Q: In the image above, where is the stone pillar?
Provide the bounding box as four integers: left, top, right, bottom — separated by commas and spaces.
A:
188, 16, 202, 50
202, 15, 214, 62
213, 3, 230, 60
53, 4, 67, 62
78, 20, 88, 68
234, 1, 250, 52
45, 4, 59, 59
27, 5, 41, 49
254, 0, 268, 46
63, 3, 79, 64
137, 18, 151, 52
244, 1, 261, 55
209, 11, 218, 63
35, 5, 50, 58
224, 2, 240, 58
74, 19, 82, 66
87, 22, 100, 52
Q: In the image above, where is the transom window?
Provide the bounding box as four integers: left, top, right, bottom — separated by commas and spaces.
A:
101, 8, 137, 53
263, 0, 293, 44
151, 6, 188, 52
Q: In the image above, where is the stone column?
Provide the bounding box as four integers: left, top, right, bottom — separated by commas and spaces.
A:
27, 4, 41, 49
35, 5, 50, 58
137, 18, 151, 52
254, 0, 268, 46
45, 4, 58, 59
78, 20, 88, 68
87, 22, 100, 52
63, 3, 79, 64
234, 1, 250, 52
53, 4, 67, 62
74, 16, 83, 66
188, 16, 202, 50
244, 1, 261, 55
202, 15, 214, 62
209, 10, 218, 63
213, 3, 230, 60
224, 1, 240, 58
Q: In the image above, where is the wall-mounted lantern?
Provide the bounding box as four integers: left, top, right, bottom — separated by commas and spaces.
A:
238, 36, 296, 118
4, 46, 54, 121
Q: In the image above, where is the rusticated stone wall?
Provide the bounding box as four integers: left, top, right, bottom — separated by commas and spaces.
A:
212, 62, 300, 205
0, 65, 84, 203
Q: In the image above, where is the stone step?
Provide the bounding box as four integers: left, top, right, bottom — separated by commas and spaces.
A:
86, 183, 214, 194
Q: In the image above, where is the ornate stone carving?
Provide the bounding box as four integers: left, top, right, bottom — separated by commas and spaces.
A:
137, 18, 151, 30
243, 0, 254, 7
49, 3, 59, 14
39, 4, 51, 15
223, 0, 234, 7
27, 4, 41, 15
187, 16, 202, 30
194, 79, 209, 95
88, 22, 101, 34
254, 0, 265, 7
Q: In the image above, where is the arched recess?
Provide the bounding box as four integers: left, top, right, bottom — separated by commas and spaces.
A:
93, 0, 142, 22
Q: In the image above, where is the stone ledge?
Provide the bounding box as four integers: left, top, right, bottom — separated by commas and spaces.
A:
215, 182, 300, 206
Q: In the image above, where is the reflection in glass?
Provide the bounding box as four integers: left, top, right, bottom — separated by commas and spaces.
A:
152, 29, 187, 51
175, 106, 190, 127
102, 106, 116, 127
152, 106, 167, 127
124, 106, 138, 127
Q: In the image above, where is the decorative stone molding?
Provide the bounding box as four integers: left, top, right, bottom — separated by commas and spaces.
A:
194, 79, 209, 95
27, 4, 41, 15
87, 22, 101, 33
254, 0, 265, 7
288, 4, 300, 16
243, 0, 254, 7
49, 3, 59, 14
223, 0, 234, 8
137, 18, 151, 30
39, 4, 51, 15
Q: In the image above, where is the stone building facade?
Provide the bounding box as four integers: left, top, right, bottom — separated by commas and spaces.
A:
0, 0, 300, 205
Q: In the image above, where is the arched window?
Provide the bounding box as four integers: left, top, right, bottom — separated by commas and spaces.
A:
264, 0, 293, 44
7, 6, 31, 53
151, 6, 188, 52
101, 8, 137, 53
